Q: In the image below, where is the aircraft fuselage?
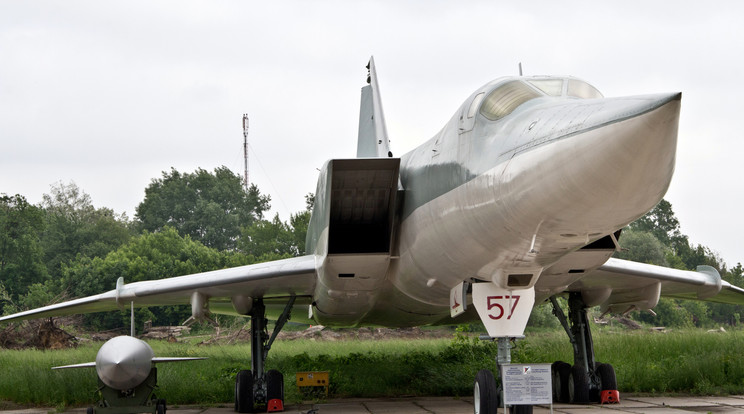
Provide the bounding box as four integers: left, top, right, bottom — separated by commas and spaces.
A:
308, 76, 681, 328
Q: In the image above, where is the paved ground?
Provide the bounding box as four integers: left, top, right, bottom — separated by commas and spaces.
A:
5, 395, 744, 413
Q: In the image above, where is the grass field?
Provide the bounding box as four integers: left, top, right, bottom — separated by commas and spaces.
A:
2, 328, 744, 409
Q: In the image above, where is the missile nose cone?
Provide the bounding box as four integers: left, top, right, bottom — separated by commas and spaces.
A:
95, 336, 154, 390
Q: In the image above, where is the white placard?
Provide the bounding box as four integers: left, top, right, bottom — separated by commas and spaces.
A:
471, 283, 535, 337
501, 363, 552, 405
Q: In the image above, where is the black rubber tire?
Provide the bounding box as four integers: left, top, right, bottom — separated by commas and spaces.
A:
596, 363, 617, 391
156, 402, 166, 414
235, 369, 254, 413
551, 361, 571, 403
474, 369, 499, 414
86, 407, 94, 414
568, 365, 590, 403
509, 405, 533, 414
266, 369, 284, 403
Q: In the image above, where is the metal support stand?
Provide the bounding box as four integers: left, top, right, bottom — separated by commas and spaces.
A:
90, 368, 164, 414
479, 336, 535, 413
496, 337, 513, 367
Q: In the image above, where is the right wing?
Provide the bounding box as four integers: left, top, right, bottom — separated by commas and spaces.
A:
0, 255, 317, 323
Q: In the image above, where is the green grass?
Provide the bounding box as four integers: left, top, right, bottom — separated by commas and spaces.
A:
2, 329, 744, 408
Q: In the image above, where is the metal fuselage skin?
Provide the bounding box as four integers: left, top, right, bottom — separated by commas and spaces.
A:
308, 76, 681, 328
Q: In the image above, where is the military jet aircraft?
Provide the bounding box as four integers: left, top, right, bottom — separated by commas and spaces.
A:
3, 57, 744, 414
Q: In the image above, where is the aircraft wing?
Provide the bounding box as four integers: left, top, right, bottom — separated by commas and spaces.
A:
564, 257, 744, 312
0, 255, 317, 323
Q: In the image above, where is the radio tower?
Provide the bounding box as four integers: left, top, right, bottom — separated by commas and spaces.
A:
242, 114, 249, 192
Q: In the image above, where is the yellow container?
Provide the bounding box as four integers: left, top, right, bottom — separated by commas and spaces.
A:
295, 371, 330, 395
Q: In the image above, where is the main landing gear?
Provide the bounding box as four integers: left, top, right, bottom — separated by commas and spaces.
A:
549, 292, 619, 404
473, 292, 620, 413
235, 297, 295, 413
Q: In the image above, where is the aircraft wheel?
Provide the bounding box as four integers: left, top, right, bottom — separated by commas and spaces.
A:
266, 369, 284, 403
596, 363, 617, 391
568, 365, 590, 403
474, 369, 499, 414
156, 400, 166, 414
86, 407, 94, 414
235, 370, 254, 413
551, 361, 571, 403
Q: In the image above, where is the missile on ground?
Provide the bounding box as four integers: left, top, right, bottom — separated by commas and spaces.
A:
53, 335, 206, 414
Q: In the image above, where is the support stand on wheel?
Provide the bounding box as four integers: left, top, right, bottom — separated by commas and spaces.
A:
87, 368, 166, 414
549, 292, 619, 404
464, 281, 538, 414
235, 297, 294, 413
474, 337, 534, 414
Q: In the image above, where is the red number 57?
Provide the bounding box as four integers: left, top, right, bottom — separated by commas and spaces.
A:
486, 295, 521, 320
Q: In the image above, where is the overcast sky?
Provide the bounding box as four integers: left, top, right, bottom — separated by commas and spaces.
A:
1, 1, 742, 266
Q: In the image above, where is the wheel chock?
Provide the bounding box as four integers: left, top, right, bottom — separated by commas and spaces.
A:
267, 399, 284, 412
600, 390, 620, 404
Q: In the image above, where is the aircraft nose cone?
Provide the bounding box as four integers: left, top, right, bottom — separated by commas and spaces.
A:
95, 336, 154, 390
567, 92, 682, 219
500, 92, 682, 239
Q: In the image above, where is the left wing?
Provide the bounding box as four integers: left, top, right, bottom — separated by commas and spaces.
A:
563, 257, 744, 313
0, 255, 317, 323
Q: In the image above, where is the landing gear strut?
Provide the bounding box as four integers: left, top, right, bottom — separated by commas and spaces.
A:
473, 337, 533, 414
235, 297, 295, 413
549, 292, 619, 404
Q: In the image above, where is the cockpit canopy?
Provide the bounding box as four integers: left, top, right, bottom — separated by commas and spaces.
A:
477, 77, 603, 121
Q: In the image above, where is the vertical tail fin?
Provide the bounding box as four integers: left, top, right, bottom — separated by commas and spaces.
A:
357, 56, 393, 158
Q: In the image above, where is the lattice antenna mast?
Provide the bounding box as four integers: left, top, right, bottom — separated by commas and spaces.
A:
242, 114, 249, 192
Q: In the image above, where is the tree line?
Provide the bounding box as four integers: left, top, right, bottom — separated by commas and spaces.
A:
615, 199, 744, 328
1, 167, 742, 331
1, 167, 309, 330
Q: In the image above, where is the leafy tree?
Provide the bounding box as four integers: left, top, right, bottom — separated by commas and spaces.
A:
634, 298, 694, 328
619, 200, 743, 328
293, 193, 314, 254
725, 263, 744, 288
136, 167, 270, 251
526, 302, 560, 330
680, 300, 711, 327
0, 281, 13, 315
0, 194, 47, 300
290, 210, 311, 255
629, 199, 685, 249
675, 242, 724, 273
60, 227, 253, 330
240, 194, 313, 257
614, 229, 668, 266
17, 282, 58, 311
40, 181, 132, 279
240, 214, 295, 257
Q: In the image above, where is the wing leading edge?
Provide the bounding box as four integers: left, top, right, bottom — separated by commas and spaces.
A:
0, 255, 317, 324
566, 257, 744, 313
